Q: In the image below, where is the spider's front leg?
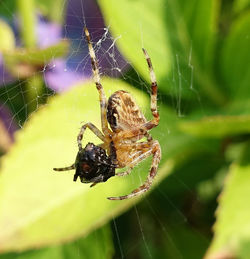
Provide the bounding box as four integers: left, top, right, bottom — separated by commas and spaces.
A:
53, 164, 75, 172
142, 48, 159, 128
53, 123, 105, 172
84, 27, 111, 137
77, 122, 105, 150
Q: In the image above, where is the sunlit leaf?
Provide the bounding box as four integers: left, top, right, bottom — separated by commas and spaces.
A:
0, 225, 114, 259
0, 77, 210, 252
179, 115, 250, 138
205, 143, 250, 258
0, 78, 175, 252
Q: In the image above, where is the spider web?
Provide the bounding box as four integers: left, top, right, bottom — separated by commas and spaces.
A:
0, 0, 206, 258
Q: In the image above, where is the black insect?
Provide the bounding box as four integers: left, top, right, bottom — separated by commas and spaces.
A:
54, 143, 116, 187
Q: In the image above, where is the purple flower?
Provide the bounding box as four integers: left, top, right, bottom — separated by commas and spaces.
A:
0, 53, 15, 86
44, 59, 83, 92
36, 17, 85, 92
36, 19, 62, 49
64, 0, 128, 80
1, 0, 129, 92
0, 104, 18, 141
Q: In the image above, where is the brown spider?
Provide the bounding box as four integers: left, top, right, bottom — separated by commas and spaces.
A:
53, 27, 161, 200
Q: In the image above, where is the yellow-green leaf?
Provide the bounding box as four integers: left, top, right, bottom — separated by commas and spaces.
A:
205, 143, 250, 258
0, 225, 114, 259
0, 78, 179, 252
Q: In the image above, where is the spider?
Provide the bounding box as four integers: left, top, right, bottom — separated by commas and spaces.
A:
53, 27, 161, 200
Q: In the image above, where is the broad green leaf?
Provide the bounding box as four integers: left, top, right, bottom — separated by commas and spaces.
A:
205, 143, 250, 258
98, 0, 171, 88
0, 78, 190, 252
0, 20, 15, 51
220, 12, 250, 100
0, 225, 113, 259
179, 115, 250, 138
3, 40, 69, 78
98, 0, 225, 105
165, 0, 218, 70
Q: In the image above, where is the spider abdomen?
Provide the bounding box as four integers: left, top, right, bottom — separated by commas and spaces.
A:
107, 90, 146, 132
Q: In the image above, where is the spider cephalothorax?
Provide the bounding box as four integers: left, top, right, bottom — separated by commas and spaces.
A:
54, 27, 161, 200
73, 143, 116, 185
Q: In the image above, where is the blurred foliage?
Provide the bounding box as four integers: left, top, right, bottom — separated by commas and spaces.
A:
0, 0, 249, 258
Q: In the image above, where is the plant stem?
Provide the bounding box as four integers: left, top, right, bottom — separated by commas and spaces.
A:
17, 0, 36, 48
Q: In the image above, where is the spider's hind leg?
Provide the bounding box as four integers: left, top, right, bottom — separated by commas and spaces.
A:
108, 141, 161, 200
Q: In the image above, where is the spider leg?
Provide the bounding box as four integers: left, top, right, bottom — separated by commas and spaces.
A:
84, 27, 111, 136
77, 122, 105, 150
112, 51, 159, 142
142, 48, 159, 128
116, 167, 133, 177
115, 142, 150, 177
145, 132, 153, 142
53, 164, 75, 171
90, 182, 98, 187
108, 141, 161, 200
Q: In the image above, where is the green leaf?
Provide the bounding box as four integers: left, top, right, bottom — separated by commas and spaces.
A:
0, 225, 114, 259
166, 0, 218, 70
179, 114, 250, 138
98, 0, 171, 89
98, 0, 225, 105
0, 78, 185, 253
3, 40, 69, 78
220, 11, 250, 100
205, 142, 250, 258
0, 77, 213, 253
0, 1, 15, 18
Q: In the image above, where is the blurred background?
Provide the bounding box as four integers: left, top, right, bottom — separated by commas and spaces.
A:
0, 0, 250, 258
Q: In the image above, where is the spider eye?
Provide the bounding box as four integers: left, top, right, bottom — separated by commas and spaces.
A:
73, 143, 115, 183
